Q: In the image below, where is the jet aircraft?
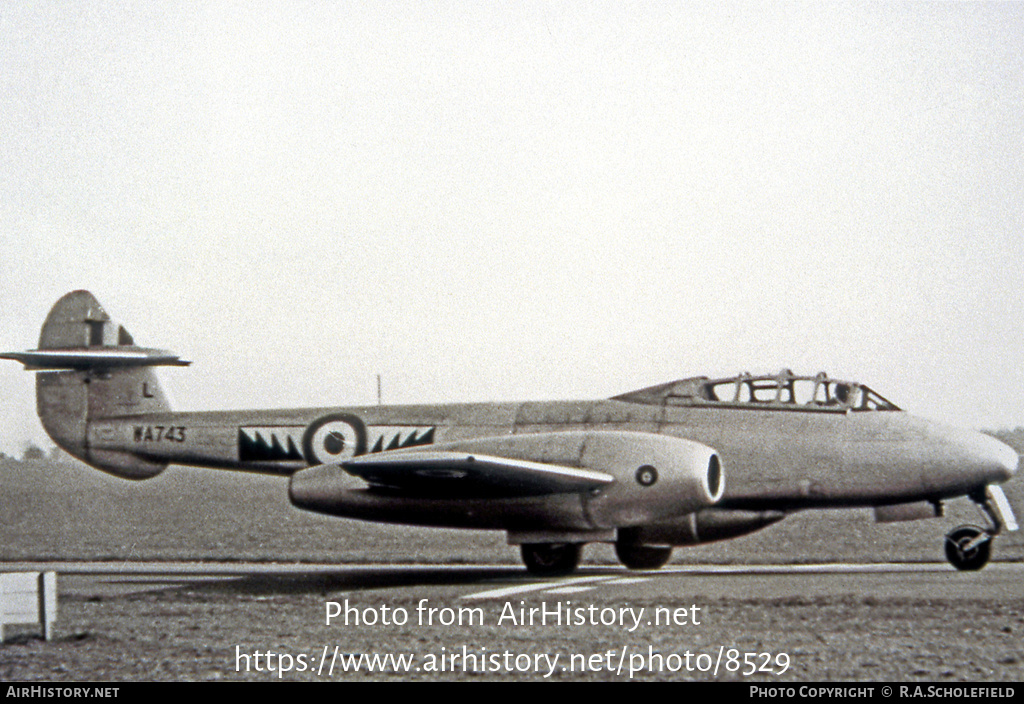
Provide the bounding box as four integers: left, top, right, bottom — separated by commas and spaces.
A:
2, 291, 1018, 575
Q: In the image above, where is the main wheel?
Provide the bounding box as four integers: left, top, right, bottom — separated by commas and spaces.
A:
520, 543, 582, 576
615, 542, 672, 570
944, 524, 992, 571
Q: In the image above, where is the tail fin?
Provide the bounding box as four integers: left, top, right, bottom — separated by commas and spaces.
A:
1, 291, 189, 479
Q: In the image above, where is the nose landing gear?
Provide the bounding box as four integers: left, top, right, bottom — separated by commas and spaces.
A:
943, 486, 1018, 571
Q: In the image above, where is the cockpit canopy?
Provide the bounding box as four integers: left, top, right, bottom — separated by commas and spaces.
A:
613, 369, 901, 412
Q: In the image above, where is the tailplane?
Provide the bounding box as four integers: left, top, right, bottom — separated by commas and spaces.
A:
1, 291, 189, 479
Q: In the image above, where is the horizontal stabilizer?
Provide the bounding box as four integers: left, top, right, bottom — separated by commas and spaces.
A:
0, 347, 190, 371
1, 290, 189, 371
341, 450, 614, 498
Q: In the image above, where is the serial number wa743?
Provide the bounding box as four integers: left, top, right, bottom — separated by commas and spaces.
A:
133, 425, 186, 442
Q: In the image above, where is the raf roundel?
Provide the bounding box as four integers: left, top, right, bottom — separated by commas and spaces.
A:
303, 414, 367, 465
635, 465, 658, 487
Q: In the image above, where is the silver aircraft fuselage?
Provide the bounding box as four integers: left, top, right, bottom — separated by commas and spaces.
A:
87, 396, 1016, 513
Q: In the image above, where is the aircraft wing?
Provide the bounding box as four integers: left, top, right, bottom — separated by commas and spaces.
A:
341, 450, 615, 498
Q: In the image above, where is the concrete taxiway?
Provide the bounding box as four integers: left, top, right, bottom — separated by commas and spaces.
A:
2, 561, 1020, 601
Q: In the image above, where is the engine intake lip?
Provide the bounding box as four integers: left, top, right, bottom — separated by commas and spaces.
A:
704, 454, 724, 502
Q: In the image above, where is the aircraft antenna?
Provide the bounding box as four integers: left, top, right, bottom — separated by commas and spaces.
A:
377, 374, 382, 406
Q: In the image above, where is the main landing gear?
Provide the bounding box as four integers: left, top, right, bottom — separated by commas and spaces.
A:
520, 540, 674, 575
614, 541, 673, 570
520, 543, 582, 576
944, 486, 1018, 571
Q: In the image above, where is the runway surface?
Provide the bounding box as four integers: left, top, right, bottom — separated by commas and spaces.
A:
3, 560, 1022, 681
3, 560, 1021, 600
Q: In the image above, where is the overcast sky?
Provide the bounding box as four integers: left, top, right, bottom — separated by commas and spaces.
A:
1, 2, 1022, 453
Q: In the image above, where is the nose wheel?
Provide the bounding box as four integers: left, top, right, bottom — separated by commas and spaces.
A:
944, 524, 992, 571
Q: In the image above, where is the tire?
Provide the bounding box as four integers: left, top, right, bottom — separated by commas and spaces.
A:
520, 543, 582, 576
944, 524, 992, 571
615, 542, 672, 570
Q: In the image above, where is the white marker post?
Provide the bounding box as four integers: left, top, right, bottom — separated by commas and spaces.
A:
0, 572, 57, 642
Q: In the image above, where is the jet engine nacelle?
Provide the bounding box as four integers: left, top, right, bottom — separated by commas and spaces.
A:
570, 432, 723, 528
289, 431, 724, 531
619, 508, 786, 546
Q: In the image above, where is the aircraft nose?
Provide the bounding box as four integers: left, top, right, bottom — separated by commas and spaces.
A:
970, 432, 1018, 483
917, 423, 1019, 497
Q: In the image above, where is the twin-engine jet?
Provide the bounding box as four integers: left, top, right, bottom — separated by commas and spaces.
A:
2, 291, 1018, 575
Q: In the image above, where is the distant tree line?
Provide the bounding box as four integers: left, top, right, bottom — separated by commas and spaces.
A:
987, 427, 1024, 455
0, 443, 73, 464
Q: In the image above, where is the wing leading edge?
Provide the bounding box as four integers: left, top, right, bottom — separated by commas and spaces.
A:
341, 450, 614, 498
